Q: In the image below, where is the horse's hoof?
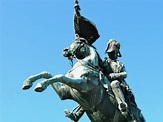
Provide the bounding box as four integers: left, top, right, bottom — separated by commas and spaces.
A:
34, 83, 45, 92
64, 109, 76, 120
64, 109, 70, 117
22, 80, 33, 90
22, 85, 32, 90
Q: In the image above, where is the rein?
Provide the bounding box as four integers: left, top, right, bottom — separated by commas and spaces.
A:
68, 58, 74, 67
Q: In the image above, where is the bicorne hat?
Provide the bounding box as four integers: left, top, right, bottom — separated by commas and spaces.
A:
105, 39, 122, 57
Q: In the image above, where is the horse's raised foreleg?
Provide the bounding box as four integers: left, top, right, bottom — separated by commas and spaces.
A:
33, 75, 74, 100
22, 71, 52, 90
51, 83, 73, 100
34, 74, 93, 93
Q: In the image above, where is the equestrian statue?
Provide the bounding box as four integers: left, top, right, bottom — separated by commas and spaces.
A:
22, 1, 145, 122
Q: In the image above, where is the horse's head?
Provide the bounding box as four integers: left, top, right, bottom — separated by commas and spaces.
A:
63, 37, 90, 60
63, 37, 102, 68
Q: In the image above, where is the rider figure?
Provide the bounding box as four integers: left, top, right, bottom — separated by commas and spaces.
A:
103, 39, 128, 116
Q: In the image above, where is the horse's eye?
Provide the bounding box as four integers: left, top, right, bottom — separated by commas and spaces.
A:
76, 42, 81, 45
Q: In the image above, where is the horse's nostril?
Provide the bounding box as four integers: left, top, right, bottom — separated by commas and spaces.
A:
64, 53, 72, 57
63, 49, 72, 57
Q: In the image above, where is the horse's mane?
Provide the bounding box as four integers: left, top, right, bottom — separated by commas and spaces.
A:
89, 44, 104, 69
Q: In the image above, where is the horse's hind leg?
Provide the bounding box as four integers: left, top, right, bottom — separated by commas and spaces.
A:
22, 71, 52, 90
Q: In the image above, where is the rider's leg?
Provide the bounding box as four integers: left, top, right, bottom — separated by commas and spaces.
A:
110, 80, 127, 114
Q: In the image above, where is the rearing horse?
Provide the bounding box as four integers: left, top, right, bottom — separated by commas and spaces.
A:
22, 37, 145, 122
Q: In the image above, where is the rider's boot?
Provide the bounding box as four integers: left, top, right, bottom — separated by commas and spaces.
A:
111, 80, 128, 117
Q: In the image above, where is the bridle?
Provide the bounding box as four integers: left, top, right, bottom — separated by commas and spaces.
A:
68, 39, 90, 61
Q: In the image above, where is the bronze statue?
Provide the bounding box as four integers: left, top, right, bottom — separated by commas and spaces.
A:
22, 0, 145, 121
22, 37, 145, 122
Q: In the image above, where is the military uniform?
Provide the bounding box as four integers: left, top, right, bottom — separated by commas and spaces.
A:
104, 39, 129, 116
103, 57, 127, 82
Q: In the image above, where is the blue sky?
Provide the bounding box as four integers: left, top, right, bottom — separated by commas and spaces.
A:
1, 0, 163, 122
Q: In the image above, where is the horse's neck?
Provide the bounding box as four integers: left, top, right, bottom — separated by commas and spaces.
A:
82, 46, 99, 67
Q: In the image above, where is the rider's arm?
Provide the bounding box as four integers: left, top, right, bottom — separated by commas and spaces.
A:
109, 65, 127, 81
